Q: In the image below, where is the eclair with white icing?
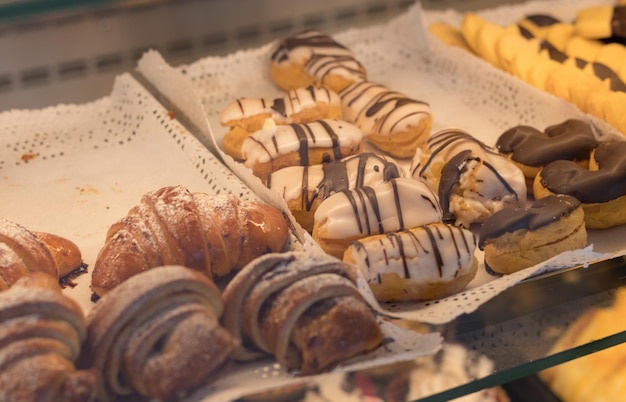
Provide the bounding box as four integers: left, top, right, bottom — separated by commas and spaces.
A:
242, 118, 363, 180
269, 30, 367, 93
411, 128, 527, 228
343, 223, 478, 301
340, 81, 433, 158
312, 177, 442, 258
266, 152, 404, 232
221, 85, 342, 160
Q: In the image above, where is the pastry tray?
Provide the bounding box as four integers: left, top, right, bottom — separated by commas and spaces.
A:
2, 0, 626, 400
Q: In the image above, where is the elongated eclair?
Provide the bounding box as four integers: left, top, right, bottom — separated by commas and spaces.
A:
411, 128, 526, 228
340, 81, 433, 158
269, 30, 367, 93
221, 85, 342, 160
312, 177, 443, 258
242, 118, 363, 180
343, 223, 478, 302
266, 152, 403, 232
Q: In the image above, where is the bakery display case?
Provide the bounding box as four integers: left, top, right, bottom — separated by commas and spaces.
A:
2, 0, 626, 401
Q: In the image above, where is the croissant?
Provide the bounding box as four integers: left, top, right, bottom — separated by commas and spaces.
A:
0, 272, 100, 402
81, 265, 237, 401
91, 185, 290, 296
0, 217, 84, 289
222, 251, 383, 375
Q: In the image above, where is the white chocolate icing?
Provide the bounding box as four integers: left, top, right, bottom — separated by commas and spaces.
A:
241, 118, 363, 166
313, 177, 442, 240
270, 30, 367, 83
339, 81, 432, 136
410, 128, 526, 227
346, 223, 476, 283
220, 85, 340, 125
267, 152, 404, 208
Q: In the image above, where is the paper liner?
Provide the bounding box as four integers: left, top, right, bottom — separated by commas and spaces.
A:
134, 0, 626, 326
1, 72, 441, 399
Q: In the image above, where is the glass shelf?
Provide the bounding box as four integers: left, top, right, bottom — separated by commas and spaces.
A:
2, 1, 626, 401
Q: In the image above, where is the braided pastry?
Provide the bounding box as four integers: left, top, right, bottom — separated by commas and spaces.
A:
91, 185, 290, 296
222, 251, 383, 375
82, 265, 236, 401
0, 272, 99, 402
0, 217, 84, 289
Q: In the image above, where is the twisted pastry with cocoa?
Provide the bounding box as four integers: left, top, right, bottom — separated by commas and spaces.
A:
222, 251, 383, 375
82, 265, 236, 401
91, 185, 290, 296
0, 272, 99, 402
0, 217, 84, 289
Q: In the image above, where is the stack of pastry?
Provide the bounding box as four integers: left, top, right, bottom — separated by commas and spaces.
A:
429, 3, 626, 135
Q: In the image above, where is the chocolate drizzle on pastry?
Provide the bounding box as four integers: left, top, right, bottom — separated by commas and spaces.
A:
270, 30, 366, 83
478, 194, 581, 249
497, 119, 599, 166
538, 141, 626, 203
611, 6, 626, 38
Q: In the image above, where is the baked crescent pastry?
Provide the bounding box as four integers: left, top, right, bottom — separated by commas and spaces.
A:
0, 217, 84, 289
0, 273, 98, 402
91, 185, 290, 296
222, 251, 383, 374
82, 265, 236, 401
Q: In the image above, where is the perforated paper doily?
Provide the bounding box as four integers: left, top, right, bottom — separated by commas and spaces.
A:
135, 0, 626, 327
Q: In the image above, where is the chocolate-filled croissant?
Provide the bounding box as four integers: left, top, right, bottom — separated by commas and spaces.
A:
82, 265, 236, 401
0, 273, 99, 402
222, 251, 383, 375
91, 185, 290, 296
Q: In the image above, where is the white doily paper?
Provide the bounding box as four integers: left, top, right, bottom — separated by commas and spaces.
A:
0, 73, 442, 400
134, 0, 626, 326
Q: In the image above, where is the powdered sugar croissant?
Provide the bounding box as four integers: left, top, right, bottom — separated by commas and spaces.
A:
0, 273, 100, 402
91, 185, 290, 296
0, 217, 84, 290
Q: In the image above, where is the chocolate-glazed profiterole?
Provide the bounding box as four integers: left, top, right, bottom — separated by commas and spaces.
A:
534, 141, 626, 229
479, 194, 587, 274
241, 118, 363, 180
221, 85, 342, 160
343, 223, 478, 301
411, 128, 526, 227
340, 81, 433, 158
312, 177, 442, 258
266, 153, 403, 232
269, 30, 367, 93
496, 119, 599, 188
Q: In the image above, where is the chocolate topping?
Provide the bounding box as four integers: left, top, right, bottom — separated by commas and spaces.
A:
538, 141, 626, 203
611, 6, 626, 38
591, 62, 626, 92
270, 30, 348, 62
496, 119, 599, 166
478, 194, 581, 249
518, 14, 560, 39
540, 40, 569, 63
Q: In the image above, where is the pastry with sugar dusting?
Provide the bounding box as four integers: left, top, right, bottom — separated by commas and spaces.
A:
266, 152, 404, 232
340, 81, 433, 158
242, 118, 363, 180
344, 223, 478, 302
411, 128, 526, 228
221, 85, 342, 160
312, 177, 442, 258
269, 29, 367, 93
